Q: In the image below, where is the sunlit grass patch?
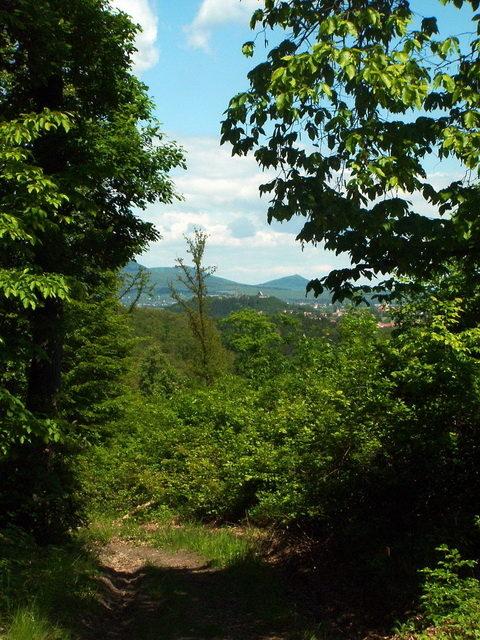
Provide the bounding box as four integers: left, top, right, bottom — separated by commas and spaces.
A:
83, 512, 262, 569
77, 513, 141, 546
140, 521, 260, 568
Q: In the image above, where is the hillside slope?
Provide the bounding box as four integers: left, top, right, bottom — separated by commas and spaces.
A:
121, 263, 329, 306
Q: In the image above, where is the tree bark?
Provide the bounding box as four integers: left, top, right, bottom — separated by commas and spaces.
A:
25, 70, 66, 418
26, 297, 64, 417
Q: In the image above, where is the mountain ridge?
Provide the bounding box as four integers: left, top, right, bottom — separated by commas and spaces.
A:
122, 262, 328, 305
257, 274, 311, 290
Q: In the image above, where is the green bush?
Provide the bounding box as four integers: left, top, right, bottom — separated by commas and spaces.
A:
400, 546, 480, 639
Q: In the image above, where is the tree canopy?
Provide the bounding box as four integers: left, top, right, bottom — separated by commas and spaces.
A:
221, 0, 480, 300
0, 0, 184, 465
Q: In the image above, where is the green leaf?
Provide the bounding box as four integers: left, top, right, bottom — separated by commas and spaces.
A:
464, 110, 479, 128
321, 83, 332, 97
242, 41, 254, 58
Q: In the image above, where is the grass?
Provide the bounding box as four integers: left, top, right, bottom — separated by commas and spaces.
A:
3, 605, 67, 640
0, 526, 99, 640
140, 521, 259, 567
77, 512, 141, 546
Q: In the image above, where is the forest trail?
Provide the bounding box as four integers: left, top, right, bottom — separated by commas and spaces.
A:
81, 539, 295, 640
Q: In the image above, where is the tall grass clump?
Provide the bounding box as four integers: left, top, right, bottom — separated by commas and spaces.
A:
4, 604, 68, 640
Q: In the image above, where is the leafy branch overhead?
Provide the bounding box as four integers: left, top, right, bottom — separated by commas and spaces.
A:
221, 0, 480, 300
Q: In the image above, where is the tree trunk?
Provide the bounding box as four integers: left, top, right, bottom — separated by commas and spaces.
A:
25, 70, 66, 417
26, 297, 64, 417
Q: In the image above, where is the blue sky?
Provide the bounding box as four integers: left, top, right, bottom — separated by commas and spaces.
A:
110, 0, 470, 285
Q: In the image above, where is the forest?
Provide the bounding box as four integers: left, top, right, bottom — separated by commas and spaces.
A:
2, 0, 480, 639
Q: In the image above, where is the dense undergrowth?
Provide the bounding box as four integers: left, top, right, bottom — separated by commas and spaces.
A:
2, 290, 480, 639
80, 301, 480, 565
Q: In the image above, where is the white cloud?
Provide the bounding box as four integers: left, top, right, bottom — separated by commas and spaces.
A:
109, 0, 159, 73
136, 133, 471, 284
184, 0, 260, 52
228, 216, 256, 238
171, 135, 277, 213
133, 135, 346, 283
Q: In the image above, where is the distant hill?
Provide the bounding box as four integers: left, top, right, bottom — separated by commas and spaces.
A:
120, 262, 330, 307
168, 294, 313, 319
257, 274, 310, 291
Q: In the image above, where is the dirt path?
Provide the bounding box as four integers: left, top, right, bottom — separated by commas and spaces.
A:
81, 540, 293, 640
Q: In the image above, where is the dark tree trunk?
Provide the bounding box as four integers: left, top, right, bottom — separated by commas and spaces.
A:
26, 297, 65, 416
3, 296, 74, 545
25, 70, 66, 417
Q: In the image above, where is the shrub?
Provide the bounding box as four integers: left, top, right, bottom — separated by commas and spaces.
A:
400, 546, 480, 639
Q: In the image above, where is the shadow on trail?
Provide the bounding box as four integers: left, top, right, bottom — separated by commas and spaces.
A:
82, 564, 158, 640
81, 555, 323, 640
